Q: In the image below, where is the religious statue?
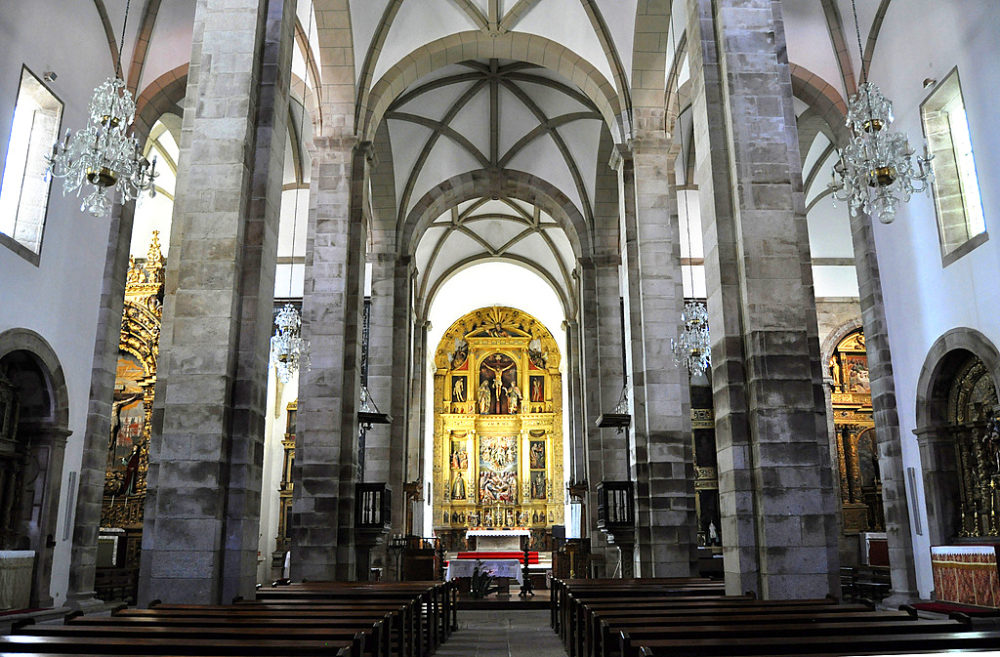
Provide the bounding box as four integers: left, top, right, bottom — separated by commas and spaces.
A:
452, 471, 466, 500
109, 393, 142, 451
452, 377, 465, 402
450, 338, 468, 369
478, 380, 492, 414
506, 382, 522, 414
482, 358, 514, 414
708, 520, 719, 546
118, 443, 142, 496
829, 356, 841, 390
984, 416, 1000, 476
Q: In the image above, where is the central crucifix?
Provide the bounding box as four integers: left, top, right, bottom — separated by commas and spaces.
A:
482, 355, 514, 414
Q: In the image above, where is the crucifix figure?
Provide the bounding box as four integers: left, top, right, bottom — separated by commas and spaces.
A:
482, 357, 514, 414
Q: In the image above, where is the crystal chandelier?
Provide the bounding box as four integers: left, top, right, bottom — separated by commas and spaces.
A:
270, 303, 310, 383
671, 300, 711, 377
829, 0, 933, 224
45, 0, 156, 217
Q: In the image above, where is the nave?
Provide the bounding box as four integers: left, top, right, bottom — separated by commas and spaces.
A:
4, 577, 1000, 656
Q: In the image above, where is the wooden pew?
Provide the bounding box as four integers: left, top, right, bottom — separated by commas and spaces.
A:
632, 629, 1000, 657
573, 598, 864, 657
113, 604, 409, 657
616, 618, 968, 657
595, 608, 913, 657
0, 634, 362, 656
252, 580, 455, 652
551, 578, 721, 632
18, 623, 386, 657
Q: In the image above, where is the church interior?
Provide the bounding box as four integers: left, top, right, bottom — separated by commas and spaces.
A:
1, 0, 1000, 654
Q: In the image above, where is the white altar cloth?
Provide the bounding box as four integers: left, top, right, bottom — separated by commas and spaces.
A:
465, 528, 530, 551
446, 558, 523, 584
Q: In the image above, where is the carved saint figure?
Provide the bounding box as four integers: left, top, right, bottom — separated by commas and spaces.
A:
829, 356, 841, 390
478, 380, 492, 414
452, 378, 465, 402
452, 471, 466, 500
506, 382, 522, 414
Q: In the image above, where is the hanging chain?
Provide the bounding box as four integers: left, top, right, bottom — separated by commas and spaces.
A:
116, 0, 132, 79
287, 7, 313, 299
668, 7, 695, 293
850, 0, 866, 84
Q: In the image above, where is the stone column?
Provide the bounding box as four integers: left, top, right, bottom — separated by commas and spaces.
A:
563, 319, 585, 489
361, 242, 403, 573
389, 257, 414, 542
66, 203, 136, 609
613, 124, 697, 578
137, 0, 293, 605
407, 320, 430, 505
850, 217, 920, 601
365, 246, 396, 486
578, 255, 628, 569
686, 0, 840, 598
291, 139, 369, 581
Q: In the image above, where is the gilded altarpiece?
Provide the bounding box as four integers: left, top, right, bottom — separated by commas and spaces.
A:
945, 356, 999, 538
828, 329, 882, 533
98, 233, 164, 599
433, 307, 564, 550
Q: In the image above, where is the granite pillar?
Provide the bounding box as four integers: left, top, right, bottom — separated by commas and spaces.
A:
686, 0, 840, 598
614, 121, 696, 578
291, 139, 369, 581
138, 0, 294, 604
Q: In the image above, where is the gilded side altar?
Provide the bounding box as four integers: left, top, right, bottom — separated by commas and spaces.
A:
432, 307, 564, 549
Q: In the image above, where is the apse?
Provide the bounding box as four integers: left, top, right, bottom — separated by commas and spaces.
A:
423, 261, 569, 537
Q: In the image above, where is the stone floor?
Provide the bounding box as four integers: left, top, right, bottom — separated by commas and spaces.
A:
435, 609, 567, 656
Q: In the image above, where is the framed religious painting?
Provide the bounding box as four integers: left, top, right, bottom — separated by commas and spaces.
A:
529, 376, 545, 403
529, 440, 545, 469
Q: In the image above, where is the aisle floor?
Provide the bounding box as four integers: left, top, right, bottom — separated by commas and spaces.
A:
435, 609, 568, 656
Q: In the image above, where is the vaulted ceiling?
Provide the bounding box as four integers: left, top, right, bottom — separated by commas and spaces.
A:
83, 0, 915, 304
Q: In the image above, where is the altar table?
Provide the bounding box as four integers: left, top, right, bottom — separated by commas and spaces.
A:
446, 558, 523, 584
465, 528, 530, 551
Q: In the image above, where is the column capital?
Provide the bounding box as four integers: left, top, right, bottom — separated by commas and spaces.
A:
608, 143, 632, 172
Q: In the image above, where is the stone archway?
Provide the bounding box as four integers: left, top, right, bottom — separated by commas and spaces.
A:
914, 328, 1000, 546
0, 328, 71, 608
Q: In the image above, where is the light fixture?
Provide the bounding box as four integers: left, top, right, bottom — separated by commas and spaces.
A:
358, 385, 391, 430
671, 300, 711, 376
45, 0, 157, 217
828, 0, 933, 224
270, 303, 310, 383
269, 7, 315, 382
666, 8, 711, 378
597, 384, 631, 431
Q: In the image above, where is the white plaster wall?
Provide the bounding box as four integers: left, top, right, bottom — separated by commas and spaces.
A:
0, 0, 130, 605
865, 0, 1000, 598
136, 0, 196, 91
257, 369, 298, 586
